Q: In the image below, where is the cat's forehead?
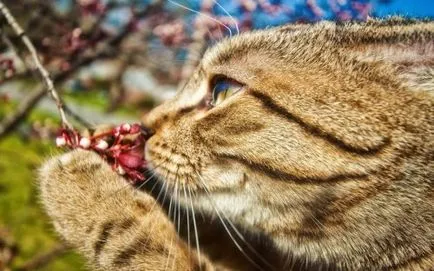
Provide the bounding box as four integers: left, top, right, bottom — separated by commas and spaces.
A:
201, 30, 291, 69
201, 22, 331, 69
200, 18, 432, 71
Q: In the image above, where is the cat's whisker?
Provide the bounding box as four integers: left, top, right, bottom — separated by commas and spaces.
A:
164, 172, 178, 271
182, 183, 192, 257
169, 172, 181, 271
164, 172, 179, 271
194, 170, 274, 271
151, 175, 169, 208
196, 180, 262, 270
167, 176, 176, 225
136, 160, 171, 223
177, 183, 182, 235
168, 0, 233, 38
212, 0, 240, 35
137, 151, 176, 192
187, 185, 202, 266
172, 181, 179, 232
160, 179, 170, 208
134, 168, 159, 191
159, 164, 179, 209
132, 156, 169, 191
163, 235, 175, 271
143, 171, 163, 196
167, 183, 182, 271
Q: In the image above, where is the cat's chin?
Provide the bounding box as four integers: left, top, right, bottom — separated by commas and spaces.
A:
142, 155, 258, 221
144, 140, 248, 192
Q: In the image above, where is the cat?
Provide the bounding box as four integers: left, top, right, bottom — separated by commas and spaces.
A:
39, 18, 433, 271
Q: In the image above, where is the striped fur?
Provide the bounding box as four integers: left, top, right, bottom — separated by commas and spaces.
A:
39, 18, 433, 270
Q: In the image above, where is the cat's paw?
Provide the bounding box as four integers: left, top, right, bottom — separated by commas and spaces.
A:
38, 150, 134, 238
39, 149, 114, 191
38, 150, 188, 269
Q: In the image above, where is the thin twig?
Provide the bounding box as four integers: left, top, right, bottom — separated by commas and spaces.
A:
0, 85, 44, 137
0, 0, 165, 139
0, 1, 73, 130
0, 27, 27, 72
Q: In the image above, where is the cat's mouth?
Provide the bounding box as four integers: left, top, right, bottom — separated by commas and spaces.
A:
135, 158, 207, 211
143, 144, 201, 190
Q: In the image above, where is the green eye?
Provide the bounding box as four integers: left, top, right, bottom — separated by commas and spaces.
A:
211, 78, 244, 106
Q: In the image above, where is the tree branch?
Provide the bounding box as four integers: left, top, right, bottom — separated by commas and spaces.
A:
0, 27, 28, 73
0, 0, 165, 139
0, 1, 74, 130
0, 85, 44, 137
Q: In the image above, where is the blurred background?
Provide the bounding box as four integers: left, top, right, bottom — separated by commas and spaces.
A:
0, 0, 432, 270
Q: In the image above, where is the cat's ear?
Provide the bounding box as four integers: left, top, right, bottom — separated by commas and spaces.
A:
341, 18, 434, 93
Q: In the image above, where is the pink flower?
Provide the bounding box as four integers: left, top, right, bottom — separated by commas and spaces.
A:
56, 123, 148, 183
95, 139, 109, 150
56, 136, 67, 147
79, 137, 91, 148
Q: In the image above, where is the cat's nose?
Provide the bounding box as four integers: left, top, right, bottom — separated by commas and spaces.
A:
140, 125, 155, 140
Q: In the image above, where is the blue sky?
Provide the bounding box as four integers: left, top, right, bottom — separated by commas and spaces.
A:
55, 0, 434, 31
374, 0, 434, 18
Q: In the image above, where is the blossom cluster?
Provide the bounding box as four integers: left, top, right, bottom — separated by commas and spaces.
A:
56, 123, 148, 182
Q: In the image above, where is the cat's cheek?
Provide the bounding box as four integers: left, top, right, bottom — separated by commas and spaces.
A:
201, 163, 247, 190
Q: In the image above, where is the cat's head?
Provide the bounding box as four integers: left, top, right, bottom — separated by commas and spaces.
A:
142, 18, 433, 239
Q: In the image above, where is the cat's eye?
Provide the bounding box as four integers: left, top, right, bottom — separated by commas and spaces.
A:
210, 77, 244, 107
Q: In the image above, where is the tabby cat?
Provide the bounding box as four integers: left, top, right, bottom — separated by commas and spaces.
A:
39, 18, 433, 270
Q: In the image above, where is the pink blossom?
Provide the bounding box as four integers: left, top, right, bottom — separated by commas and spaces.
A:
56, 123, 148, 183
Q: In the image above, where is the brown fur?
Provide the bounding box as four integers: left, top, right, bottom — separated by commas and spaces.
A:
39, 18, 433, 270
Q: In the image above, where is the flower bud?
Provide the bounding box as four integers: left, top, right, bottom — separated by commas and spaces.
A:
56, 136, 66, 147
117, 165, 126, 175
130, 123, 141, 134
121, 123, 131, 133
118, 152, 143, 169
95, 140, 109, 150
113, 126, 121, 137
79, 137, 91, 149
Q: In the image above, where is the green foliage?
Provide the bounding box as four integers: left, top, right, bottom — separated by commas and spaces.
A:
0, 86, 146, 270
0, 102, 86, 270
64, 89, 149, 116
64, 89, 109, 111
0, 100, 17, 119
0, 135, 86, 270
